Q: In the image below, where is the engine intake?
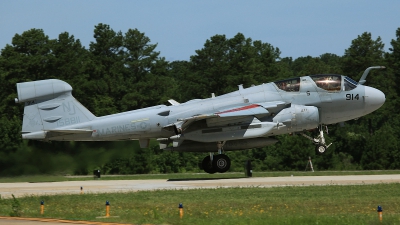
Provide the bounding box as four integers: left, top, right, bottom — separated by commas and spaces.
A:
273, 104, 319, 131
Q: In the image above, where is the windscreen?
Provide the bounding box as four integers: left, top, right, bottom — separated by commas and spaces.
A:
310, 75, 341, 92
344, 76, 358, 91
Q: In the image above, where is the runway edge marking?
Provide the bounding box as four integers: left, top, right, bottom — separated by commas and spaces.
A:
0, 216, 131, 225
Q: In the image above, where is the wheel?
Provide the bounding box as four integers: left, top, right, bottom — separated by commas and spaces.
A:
202, 156, 216, 174
316, 144, 326, 154
212, 154, 231, 173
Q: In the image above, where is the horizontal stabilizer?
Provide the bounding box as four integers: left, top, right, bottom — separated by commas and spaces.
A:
50, 129, 93, 134
16, 79, 72, 103
22, 129, 93, 140
45, 129, 93, 140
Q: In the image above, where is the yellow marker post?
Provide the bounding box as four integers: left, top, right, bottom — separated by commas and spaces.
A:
96, 200, 119, 219
377, 205, 382, 222
40, 201, 44, 215
106, 201, 110, 217
179, 203, 183, 219
80, 186, 83, 194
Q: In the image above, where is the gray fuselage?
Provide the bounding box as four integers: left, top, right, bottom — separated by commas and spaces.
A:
52, 75, 384, 142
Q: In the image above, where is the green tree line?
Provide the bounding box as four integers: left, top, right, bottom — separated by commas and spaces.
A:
1, 23, 399, 175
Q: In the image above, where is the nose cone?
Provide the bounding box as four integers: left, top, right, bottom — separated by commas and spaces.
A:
364, 86, 385, 114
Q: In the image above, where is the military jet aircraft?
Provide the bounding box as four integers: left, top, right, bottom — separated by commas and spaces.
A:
15, 66, 385, 173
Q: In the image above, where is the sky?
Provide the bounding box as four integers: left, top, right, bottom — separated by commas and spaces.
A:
1, 1, 399, 62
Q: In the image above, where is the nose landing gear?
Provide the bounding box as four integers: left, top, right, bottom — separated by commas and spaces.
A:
301, 125, 332, 154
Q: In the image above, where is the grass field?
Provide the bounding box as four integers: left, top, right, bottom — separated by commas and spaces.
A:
1, 182, 399, 224
0, 170, 400, 183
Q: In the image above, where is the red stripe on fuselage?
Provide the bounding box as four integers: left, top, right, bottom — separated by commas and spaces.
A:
216, 104, 259, 115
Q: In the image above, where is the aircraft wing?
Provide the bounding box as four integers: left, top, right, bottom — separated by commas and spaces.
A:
168, 114, 219, 132
165, 101, 289, 132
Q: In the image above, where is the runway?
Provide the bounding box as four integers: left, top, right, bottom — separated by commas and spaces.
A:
1, 174, 399, 224
1, 174, 400, 199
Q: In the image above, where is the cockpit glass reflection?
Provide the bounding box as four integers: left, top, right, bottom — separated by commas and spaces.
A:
310, 75, 341, 92
274, 78, 300, 92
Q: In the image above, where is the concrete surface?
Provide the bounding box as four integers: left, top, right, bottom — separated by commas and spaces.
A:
1, 174, 399, 224
1, 174, 400, 199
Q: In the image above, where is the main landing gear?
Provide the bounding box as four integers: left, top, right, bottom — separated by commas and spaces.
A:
300, 125, 332, 154
201, 142, 231, 174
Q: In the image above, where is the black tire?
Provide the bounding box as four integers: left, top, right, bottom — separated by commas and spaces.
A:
202, 156, 216, 174
316, 144, 326, 154
212, 154, 231, 173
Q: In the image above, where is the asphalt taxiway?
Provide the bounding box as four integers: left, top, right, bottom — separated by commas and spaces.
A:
1, 174, 400, 199
1, 174, 399, 224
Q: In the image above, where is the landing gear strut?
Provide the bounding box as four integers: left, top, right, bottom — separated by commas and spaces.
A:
300, 125, 332, 154
202, 155, 216, 174
201, 142, 231, 174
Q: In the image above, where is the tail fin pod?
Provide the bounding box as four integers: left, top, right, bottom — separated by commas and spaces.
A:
16, 79, 96, 134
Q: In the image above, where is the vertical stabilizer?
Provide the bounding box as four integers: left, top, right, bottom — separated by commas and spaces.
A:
16, 79, 96, 135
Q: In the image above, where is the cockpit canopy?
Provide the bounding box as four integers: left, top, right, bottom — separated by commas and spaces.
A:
274, 78, 300, 92
274, 74, 358, 92
310, 75, 341, 92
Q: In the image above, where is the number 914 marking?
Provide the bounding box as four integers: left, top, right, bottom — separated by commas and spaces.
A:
346, 94, 359, 100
